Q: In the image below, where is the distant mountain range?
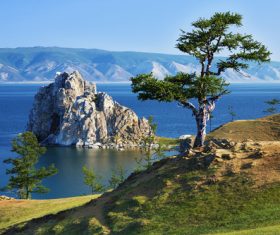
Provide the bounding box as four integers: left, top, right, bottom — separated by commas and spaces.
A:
0, 47, 280, 83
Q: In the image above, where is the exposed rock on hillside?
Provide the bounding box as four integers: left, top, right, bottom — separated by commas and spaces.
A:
0, 195, 14, 201
27, 71, 151, 149
179, 135, 194, 153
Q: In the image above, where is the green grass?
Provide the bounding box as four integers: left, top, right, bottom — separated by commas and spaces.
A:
214, 224, 280, 235
26, 216, 109, 235
3, 150, 280, 235
4, 182, 280, 235
105, 171, 280, 235
0, 194, 100, 232
156, 136, 179, 146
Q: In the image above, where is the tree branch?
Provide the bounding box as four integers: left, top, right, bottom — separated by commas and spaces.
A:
202, 90, 228, 120
179, 100, 198, 116
200, 59, 205, 77
206, 101, 215, 118
206, 90, 228, 103
208, 67, 223, 76
206, 35, 223, 75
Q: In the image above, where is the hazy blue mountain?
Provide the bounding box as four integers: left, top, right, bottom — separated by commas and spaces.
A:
0, 47, 279, 83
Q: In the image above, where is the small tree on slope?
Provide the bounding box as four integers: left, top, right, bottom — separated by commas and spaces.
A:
3, 132, 58, 199
131, 12, 270, 147
264, 99, 280, 114
82, 166, 104, 194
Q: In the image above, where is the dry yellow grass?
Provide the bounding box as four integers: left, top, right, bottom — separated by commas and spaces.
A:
208, 114, 280, 141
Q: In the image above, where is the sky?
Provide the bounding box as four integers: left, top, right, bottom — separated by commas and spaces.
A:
0, 0, 280, 60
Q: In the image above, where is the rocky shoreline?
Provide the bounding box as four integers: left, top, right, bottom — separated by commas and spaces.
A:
27, 71, 152, 150
0, 195, 14, 201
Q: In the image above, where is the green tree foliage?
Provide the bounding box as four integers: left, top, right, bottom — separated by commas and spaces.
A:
109, 166, 126, 189
3, 132, 58, 199
228, 105, 237, 122
131, 12, 270, 147
82, 166, 104, 194
264, 99, 280, 114
143, 116, 157, 149
136, 116, 166, 171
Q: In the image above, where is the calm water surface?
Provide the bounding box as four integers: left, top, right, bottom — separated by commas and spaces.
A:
0, 83, 280, 198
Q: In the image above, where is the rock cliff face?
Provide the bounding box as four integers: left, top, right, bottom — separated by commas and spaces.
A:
27, 71, 151, 149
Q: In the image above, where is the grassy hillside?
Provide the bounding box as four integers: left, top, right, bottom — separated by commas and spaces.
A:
216, 224, 280, 235
155, 136, 179, 147
208, 114, 280, 141
3, 138, 280, 235
2, 115, 280, 234
0, 195, 100, 233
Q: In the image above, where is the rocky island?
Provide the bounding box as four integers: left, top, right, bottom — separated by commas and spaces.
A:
27, 71, 152, 149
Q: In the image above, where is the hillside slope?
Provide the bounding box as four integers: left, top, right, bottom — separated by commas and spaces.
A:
2, 115, 280, 234
0, 47, 280, 82
0, 195, 99, 233
208, 114, 280, 141
3, 137, 280, 234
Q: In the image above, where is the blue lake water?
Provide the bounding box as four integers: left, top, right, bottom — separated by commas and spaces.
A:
0, 83, 280, 199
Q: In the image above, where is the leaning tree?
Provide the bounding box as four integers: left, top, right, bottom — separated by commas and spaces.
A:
131, 12, 270, 147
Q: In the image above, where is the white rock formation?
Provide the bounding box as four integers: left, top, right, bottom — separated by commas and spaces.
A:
27, 71, 151, 149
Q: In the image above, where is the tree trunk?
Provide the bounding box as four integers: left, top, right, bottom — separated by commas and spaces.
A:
25, 186, 31, 199
194, 106, 207, 148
